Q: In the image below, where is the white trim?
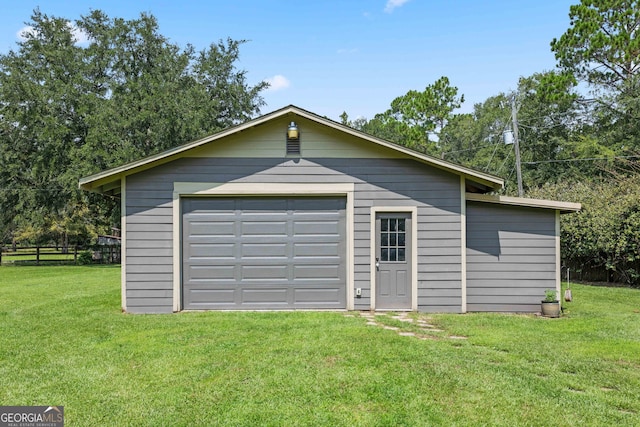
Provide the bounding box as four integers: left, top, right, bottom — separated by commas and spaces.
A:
172, 190, 181, 312
460, 177, 467, 313
172, 182, 356, 311
466, 193, 581, 213
121, 176, 127, 312
370, 206, 419, 311
555, 210, 561, 296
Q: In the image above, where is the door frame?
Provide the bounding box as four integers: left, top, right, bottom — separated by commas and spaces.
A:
370, 206, 418, 311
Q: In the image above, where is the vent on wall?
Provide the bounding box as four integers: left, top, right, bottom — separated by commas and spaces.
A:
286, 121, 300, 155
286, 139, 300, 155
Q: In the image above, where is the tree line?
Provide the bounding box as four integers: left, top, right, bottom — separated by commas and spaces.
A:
0, 9, 267, 249
2, 1, 639, 285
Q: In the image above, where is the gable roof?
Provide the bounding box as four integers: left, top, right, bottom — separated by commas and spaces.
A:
79, 104, 504, 195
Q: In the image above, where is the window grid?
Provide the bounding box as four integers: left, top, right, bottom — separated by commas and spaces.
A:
380, 218, 406, 262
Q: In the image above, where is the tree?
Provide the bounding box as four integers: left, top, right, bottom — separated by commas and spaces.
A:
0, 9, 268, 246
388, 76, 464, 139
438, 71, 585, 191
551, 1, 640, 157
551, 0, 640, 92
354, 76, 464, 155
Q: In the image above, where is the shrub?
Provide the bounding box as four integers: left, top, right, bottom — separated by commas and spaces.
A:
77, 250, 94, 265
529, 175, 640, 287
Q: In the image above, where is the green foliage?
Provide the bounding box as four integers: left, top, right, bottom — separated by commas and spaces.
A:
551, 0, 640, 91
350, 76, 464, 155
437, 71, 584, 191
544, 289, 558, 302
388, 76, 464, 135
0, 9, 267, 246
77, 250, 94, 265
552, 1, 640, 157
530, 176, 640, 286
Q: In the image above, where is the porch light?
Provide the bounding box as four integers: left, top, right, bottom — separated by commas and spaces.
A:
287, 121, 299, 141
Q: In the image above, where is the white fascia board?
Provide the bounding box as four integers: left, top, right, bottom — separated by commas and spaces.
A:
466, 193, 581, 214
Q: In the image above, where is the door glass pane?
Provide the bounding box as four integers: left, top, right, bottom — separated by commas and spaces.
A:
379, 216, 407, 263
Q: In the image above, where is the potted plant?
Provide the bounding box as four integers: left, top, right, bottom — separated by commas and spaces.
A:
541, 289, 560, 318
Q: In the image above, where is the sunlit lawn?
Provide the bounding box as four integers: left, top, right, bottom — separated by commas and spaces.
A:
1, 265, 639, 426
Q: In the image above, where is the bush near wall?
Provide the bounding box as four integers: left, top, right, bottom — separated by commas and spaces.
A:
529, 176, 640, 287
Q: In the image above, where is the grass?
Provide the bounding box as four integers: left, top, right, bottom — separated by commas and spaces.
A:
1, 266, 639, 426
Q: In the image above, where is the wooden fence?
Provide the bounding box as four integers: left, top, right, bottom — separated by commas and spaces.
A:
0, 245, 120, 265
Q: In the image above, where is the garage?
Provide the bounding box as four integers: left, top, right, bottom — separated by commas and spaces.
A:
182, 196, 347, 310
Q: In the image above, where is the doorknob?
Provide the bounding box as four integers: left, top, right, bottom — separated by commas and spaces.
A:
375, 257, 380, 271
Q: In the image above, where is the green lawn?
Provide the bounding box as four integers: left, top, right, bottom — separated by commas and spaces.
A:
1, 266, 639, 426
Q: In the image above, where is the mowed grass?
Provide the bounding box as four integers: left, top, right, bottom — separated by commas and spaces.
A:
1, 266, 639, 426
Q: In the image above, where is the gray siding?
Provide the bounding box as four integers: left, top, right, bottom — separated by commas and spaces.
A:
466, 202, 557, 312
125, 157, 463, 313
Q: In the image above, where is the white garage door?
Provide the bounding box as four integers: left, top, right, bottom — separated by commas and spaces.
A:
182, 197, 346, 310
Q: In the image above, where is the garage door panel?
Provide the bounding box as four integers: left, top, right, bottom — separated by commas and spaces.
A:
240, 198, 289, 210
242, 243, 287, 258
293, 220, 341, 235
293, 242, 340, 257
188, 265, 235, 280
241, 288, 289, 304
294, 264, 341, 280
241, 265, 288, 280
182, 196, 346, 310
187, 243, 235, 258
188, 289, 235, 305
188, 221, 235, 237
241, 221, 288, 236
294, 288, 343, 304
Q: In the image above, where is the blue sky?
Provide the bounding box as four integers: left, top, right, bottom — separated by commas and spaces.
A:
0, 0, 576, 121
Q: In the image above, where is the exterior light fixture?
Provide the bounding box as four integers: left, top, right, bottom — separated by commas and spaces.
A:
286, 121, 300, 155
287, 121, 299, 141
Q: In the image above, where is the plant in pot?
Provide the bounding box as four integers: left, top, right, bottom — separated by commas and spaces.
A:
541, 289, 560, 318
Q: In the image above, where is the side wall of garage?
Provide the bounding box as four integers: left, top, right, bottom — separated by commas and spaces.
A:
466, 202, 558, 312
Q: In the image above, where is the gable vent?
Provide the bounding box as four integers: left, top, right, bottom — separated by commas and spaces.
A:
286, 139, 300, 155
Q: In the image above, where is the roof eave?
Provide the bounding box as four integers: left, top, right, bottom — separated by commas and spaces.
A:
466, 193, 581, 214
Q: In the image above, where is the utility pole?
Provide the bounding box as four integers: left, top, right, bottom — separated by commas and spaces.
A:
511, 96, 524, 197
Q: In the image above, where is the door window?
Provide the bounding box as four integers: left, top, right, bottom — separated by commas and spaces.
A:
380, 218, 406, 262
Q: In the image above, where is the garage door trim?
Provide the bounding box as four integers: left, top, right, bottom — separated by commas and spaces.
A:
172, 182, 355, 311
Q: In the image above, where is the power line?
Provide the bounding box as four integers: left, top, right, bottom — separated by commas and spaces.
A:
522, 155, 640, 165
